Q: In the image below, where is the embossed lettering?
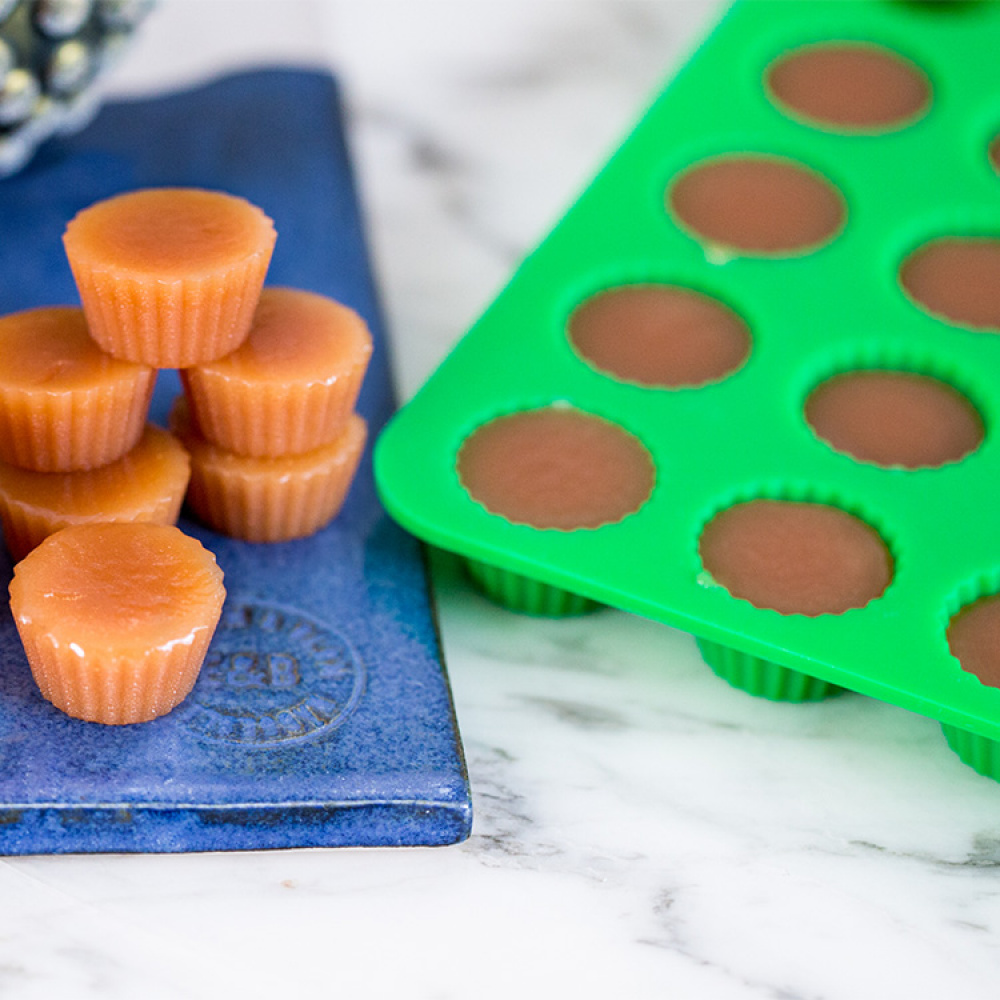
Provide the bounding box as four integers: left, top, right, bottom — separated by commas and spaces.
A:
183, 600, 365, 746
267, 654, 300, 687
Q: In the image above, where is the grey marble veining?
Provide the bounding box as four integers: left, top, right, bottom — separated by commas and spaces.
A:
3, 1, 1000, 998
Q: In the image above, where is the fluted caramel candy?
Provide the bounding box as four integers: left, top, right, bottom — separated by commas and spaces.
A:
900, 238, 1000, 332
766, 42, 931, 133
668, 155, 846, 256
0, 306, 154, 472
0, 423, 190, 561
699, 499, 892, 616
10, 522, 225, 725
948, 595, 1000, 689
805, 370, 983, 469
567, 284, 751, 388
181, 287, 373, 456
456, 406, 655, 530
63, 187, 276, 367
171, 397, 366, 543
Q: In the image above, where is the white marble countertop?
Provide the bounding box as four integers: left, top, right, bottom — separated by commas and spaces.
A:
5, 2, 1000, 998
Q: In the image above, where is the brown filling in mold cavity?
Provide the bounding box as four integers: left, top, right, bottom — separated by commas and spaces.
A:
900, 237, 1000, 331
568, 285, 751, 388
766, 42, 931, 132
805, 369, 983, 469
699, 498, 893, 616
668, 155, 846, 256
457, 406, 654, 531
948, 594, 1000, 689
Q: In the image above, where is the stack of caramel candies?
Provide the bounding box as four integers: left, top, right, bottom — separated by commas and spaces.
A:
1, 185, 372, 550
1, 187, 372, 726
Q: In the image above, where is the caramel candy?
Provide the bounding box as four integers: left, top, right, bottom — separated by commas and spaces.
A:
0, 306, 154, 472
900, 237, 1000, 331
699, 499, 892, 616
63, 187, 276, 367
10, 522, 225, 725
766, 42, 931, 132
0, 424, 191, 561
181, 287, 373, 457
568, 284, 750, 388
171, 397, 366, 543
668, 155, 846, 256
456, 406, 654, 530
805, 370, 983, 469
948, 594, 1000, 689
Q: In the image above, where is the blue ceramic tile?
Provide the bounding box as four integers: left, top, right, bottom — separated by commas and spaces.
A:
0, 68, 472, 853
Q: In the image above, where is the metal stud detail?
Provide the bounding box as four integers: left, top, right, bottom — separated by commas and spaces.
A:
0, 0, 153, 175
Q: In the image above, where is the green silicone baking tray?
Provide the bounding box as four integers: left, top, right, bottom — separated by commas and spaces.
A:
375, 0, 1000, 778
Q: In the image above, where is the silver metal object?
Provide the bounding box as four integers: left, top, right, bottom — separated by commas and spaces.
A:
34, 0, 94, 39
0, 66, 39, 125
0, 0, 153, 176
